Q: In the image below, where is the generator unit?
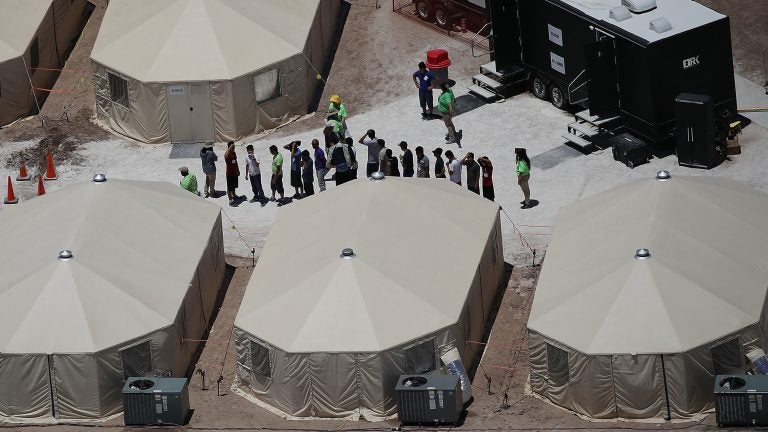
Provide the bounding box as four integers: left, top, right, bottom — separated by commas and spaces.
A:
714, 375, 768, 427
122, 377, 190, 426
487, 0, 737, 146
395, 375, 463, 424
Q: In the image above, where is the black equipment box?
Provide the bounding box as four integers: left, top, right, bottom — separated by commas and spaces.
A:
675, 93, 725, 169
715, 375, 768, 427
395, 375, 463, 425
612, 133, 651, 168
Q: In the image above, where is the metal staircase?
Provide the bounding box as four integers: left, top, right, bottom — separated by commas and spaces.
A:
563, 110, 621, 150
468, 61, 527, 102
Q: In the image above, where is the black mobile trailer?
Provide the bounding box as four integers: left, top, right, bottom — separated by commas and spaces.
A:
486, 0, 737, 145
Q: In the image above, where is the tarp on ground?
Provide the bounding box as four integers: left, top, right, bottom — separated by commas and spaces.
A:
90, 0, 341, 143
0, 178, 226, 421
527, 174, 768, 420
0, 0, 90, 126
234, 177, 505, 419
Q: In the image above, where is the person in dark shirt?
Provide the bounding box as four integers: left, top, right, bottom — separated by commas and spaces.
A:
461, 152, 481, 195
385, 148, 400, 176
413, 61, 437, 119
432, 147, 446, 178
478, 156, 494, 201
301, 149, 314, 196
283, 140, 303, 198
312, 139, 327, 192
399, 141, 414, 177
224, 141, 242, 206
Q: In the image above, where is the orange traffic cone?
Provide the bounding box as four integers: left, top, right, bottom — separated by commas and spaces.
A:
16, 158, 31, 181
4, 176, 18, 204
43, 152, 58, 181
37, 175, 46, 196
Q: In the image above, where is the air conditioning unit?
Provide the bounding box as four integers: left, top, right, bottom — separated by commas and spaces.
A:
395, 374, 463, 424
715, 375, 768, 427
122, 377, 190, 425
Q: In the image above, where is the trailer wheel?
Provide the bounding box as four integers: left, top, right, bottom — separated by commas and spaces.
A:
549, 84, 568, 110
415, 1, 433, 21
434, 6, 452, 29
530, 75, 548, 100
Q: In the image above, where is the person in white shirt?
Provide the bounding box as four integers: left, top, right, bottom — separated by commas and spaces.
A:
244, 144, 266, 203
358, 129, 381, 177
446, 150, 462, 185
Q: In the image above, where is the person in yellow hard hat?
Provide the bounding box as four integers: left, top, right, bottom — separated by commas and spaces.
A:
328, 95, 350, 138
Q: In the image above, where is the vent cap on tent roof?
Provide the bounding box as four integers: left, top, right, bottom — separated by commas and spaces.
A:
609, 6, 632, 22
370, 171, 385, 181
635, 248, 651, 260
340, 248, 356, 259
58, 250, 74, 261
92, 174, 107, 183
650, 18, 672, 33
621, 0, 657, 13
656, 170, 671, 181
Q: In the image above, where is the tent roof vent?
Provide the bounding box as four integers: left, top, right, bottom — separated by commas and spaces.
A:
340, 248, 356, 260
621, 0, 657, 13
58, 250, 74, 261
650, 17, 673, 33
370, 171, 385, 181
635, 248, 651, 260
92, 174, 107, 183
656, 170, 671, 181
609, 6, 632, 22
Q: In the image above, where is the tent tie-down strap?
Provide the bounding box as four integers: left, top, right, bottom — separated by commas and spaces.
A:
501, 208, 538, 266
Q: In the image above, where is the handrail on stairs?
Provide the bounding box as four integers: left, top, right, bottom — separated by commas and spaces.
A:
470, 22, 492, 58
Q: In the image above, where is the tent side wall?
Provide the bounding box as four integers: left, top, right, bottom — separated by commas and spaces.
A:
92, 62, 170, 143
529, 323, 768, 420
0, 354, 52, 419
234, 326, 470, 419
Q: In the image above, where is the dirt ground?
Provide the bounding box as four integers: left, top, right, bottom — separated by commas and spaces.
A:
0, 1, 766, 431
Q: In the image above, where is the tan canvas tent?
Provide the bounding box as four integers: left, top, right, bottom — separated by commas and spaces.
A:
528, 173, 768, 420
90, 0, 341, 144
234, 177, 504, 419
0, 177, 225, 421
0, 0, 90, 126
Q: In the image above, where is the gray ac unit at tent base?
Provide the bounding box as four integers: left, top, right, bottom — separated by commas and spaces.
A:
395, 375, 463, 424
715, 375, 768, 427
122, 377, 190, 426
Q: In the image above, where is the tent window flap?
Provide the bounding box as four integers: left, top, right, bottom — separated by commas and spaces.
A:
711, 338, 743, 375
108, 73, 129, 108
30, 38, 40, 71
120, 341, 153, 379
249, 340, 272, 377
546, 343, 569, 385
404, 339, 437, 374
254, 68, 281, 103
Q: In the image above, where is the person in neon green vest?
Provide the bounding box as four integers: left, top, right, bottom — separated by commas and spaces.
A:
328, 95, 350, 138
178, 166, 199, 195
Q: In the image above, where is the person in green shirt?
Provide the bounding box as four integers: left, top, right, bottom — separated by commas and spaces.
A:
329, 94, 349, 138
178, 166, 199, 195
437, 82, 461, 147
269, 145, 285, 201
515, 147, 532, 209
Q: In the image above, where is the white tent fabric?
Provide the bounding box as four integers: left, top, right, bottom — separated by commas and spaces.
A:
0, 179, 226, 421
528, 175, 768, 420
90, 0, 341, 143
234, 177, 504, 419
0, 0, 90, 126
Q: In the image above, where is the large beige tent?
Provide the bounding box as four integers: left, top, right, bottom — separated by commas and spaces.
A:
234, 177, 504, 419
0, 177, 225, 421
0, 0, 90, 126
528, 173, 768, 420
90, 0, 341, 144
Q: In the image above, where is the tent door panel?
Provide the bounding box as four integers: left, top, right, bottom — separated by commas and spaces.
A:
612, 355, 665, 418
189, 83, 214, 142
167, 83, 192, 143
